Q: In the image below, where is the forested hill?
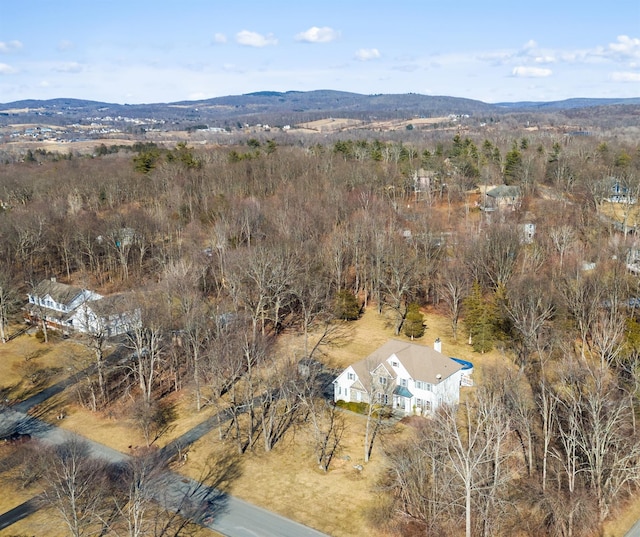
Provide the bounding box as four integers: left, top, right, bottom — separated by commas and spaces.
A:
1, 90, 639, 127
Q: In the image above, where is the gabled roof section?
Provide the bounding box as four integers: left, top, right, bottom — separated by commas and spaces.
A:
486, 185, 520, 199
352, 340, 463, 386
31, 279, 84, 306
86, 293, 131, 316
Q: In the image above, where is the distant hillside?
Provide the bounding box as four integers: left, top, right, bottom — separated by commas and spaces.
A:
1, 90, 639, 128
496, 97, 640, 110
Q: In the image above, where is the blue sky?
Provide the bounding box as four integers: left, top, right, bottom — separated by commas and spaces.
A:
1, 0, 639, 104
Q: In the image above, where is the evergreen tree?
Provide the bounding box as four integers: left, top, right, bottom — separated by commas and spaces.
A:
335, 290, 360, 321
463, 281, 498, 353
404, 303, 425, 339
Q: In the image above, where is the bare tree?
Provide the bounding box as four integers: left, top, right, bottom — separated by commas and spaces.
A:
0, 265, 20, 343
362, 359, 395, 463
476, 224, 521, 289
34, 438, 112, 537
438, 257, 470, 341
549, 224, 576, 270
503, 276, 555, 369
125, 295, 165, 405
434, 390, 515, 537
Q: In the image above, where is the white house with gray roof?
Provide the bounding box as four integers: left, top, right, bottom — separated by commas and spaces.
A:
333, 339, 471, 415
26, 278, 139, 337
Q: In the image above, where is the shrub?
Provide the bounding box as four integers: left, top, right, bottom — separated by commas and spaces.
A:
335, 400, 369, 414
404, 303, 425, 339
335, 290, 360, 321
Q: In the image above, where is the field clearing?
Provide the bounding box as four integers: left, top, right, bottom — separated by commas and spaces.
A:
294, 115, 453, 134
296, 117, 365, 133
600, 200, 640, 227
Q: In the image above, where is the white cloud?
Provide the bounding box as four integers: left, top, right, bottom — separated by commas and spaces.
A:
611, 71, 640, 82
58, 40, 74, 51
213, 33, 227, 44
0, 63, 16, 74
523, 39, 537, 50
608, 35, 640, 59
295, 26, 339, 43
0, 40, 23, 53
534, 55, 556, 64
355, 48, 381, 61
53, 62, 83, 73
236, 30, 277, 47
512, 66, 552, 78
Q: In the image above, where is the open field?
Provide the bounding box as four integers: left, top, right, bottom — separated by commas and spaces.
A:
295, 116, 453, 134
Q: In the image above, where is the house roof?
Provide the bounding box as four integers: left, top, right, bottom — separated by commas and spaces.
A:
31, 279, 84, 305
486, 185, 520, 199
393, 385, 413, 398
86, 293, 131, 316
350, 339, 464, 387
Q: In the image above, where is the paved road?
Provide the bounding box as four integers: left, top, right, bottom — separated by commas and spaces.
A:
0, 498, 41, 531
0, 370, 330, 537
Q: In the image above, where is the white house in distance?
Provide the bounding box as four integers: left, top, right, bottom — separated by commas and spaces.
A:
26, 278, 139, 337
333, 339, 472, 416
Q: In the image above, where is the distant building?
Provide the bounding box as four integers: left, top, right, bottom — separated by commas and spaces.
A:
483, 185, 521, 212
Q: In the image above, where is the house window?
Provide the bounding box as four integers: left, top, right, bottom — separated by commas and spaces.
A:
400, 378, 408, 388
377, 393, 389, 405
415, 398, 432, 412
379, 377, 387, 385
347, 372, 355, 381
416, 380, 433, 392
391, 360, 399, 367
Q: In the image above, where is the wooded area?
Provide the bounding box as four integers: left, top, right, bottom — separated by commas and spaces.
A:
1, 121, 639, 536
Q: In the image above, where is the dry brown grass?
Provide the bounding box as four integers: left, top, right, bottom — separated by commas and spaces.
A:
0, 329, 94, 402
180, 409, 395, 537
604, 497, 640, 537
600, 200, 640, 227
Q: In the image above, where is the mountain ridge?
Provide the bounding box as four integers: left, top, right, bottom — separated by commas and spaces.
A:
1, 90, 639, 128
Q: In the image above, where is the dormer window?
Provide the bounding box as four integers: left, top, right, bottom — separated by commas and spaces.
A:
391, 360, 399, 367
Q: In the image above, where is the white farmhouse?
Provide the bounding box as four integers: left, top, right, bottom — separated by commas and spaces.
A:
26, 278, 139, 337
333, 339, 472, 415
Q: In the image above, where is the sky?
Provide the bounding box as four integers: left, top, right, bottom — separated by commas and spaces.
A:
1, 0, 639, 104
